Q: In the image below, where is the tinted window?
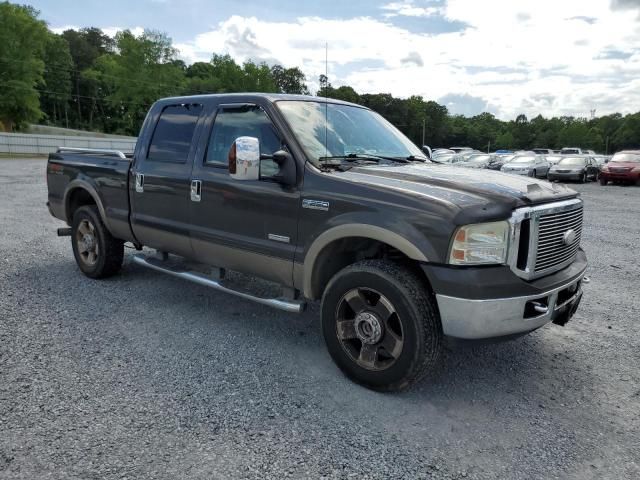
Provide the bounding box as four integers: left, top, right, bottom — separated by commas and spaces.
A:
206, 106, 282, 177
147, 104, 202, 162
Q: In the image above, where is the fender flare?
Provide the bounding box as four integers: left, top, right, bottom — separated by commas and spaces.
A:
63, 179, 111, 231
302, 223, 428, 299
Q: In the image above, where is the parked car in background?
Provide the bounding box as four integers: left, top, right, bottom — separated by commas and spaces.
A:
432, 148, 455, 157
561, 147, 583, 155
533, 148, 554, 155
487, 153, 515, 170
501, 154, 550, 178
432, 153, 464, 164
455, 153, 493, 169
449, 146, 474, 153
548, 156, 599, 183
592, 155, 609, 166
599, 150, 640, 185
546, 155, 564, 166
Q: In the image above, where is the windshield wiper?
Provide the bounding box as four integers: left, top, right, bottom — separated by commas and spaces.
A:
318, 153, 420, 165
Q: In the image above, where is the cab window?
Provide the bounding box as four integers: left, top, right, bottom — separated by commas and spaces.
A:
147, 104, 202, 163
205, 106, 282, 178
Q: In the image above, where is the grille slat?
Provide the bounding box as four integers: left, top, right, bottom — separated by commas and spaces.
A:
534, 204, 583, 272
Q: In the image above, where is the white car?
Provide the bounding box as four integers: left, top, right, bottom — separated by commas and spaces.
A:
500, 155, 550, 178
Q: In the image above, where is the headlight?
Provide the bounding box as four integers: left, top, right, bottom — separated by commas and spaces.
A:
601, 166, 609, 172
449, 221, 509, 265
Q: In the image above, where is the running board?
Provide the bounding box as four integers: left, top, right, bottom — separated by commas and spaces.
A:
131, 254, 305, 314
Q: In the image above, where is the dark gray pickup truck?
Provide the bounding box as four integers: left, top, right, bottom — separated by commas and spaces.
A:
47, 93, 587, 391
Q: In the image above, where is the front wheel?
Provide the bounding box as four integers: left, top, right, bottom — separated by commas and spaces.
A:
71, 205, 124, 279
599, 177, 607, 185
321, 260, 443, 391
580, 172, 587, 183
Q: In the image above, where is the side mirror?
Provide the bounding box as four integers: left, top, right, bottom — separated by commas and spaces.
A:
422, 145, 432, 159
228, 136, 260, 181
263, 150, 296, 187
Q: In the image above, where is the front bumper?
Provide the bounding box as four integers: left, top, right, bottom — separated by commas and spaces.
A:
548, 172, 583, 181
600, 171, 639, 182
502, 169, 530, 176
423, 250, 587, 340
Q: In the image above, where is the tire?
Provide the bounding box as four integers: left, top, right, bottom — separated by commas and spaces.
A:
321, 260, 443, 392
71, 205, 124, 279
580, 172, 587, 183
599, 177, 607, 186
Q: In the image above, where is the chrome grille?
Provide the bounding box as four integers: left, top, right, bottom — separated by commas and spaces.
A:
534, 205, 583, 273
508, 198, 584, 280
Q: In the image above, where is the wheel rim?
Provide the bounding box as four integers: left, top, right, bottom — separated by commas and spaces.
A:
335, 287, 404, 371
75, 219, 99, 266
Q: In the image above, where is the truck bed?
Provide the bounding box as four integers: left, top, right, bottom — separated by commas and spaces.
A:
46, 148, 136, 243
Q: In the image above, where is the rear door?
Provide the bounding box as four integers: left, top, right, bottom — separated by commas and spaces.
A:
188, 101, 300, 286
130, 103, 204, 257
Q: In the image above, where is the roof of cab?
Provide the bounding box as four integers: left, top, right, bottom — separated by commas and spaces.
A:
155, 92, 367, 109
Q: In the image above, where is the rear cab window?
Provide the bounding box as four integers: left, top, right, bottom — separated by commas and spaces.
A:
147, 104, 203, 163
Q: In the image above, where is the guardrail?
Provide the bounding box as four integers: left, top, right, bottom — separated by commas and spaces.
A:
0, 132, 137, 156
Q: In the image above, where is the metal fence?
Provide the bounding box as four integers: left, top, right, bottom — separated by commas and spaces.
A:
0, 132, 137, 156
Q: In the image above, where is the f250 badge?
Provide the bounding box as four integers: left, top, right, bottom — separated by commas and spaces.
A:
302, 199, 329, 211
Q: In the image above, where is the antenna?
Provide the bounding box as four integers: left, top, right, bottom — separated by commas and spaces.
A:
324, 42, 328, 159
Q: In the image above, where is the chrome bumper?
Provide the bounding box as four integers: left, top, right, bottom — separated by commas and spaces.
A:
436, 268, 586, 339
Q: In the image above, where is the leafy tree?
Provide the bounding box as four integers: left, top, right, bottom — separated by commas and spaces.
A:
0, 2, 49, 130
270, 65, 309, 94
62, 27, 114, 129
86, 30, 185, 134
42, 33, 73, 126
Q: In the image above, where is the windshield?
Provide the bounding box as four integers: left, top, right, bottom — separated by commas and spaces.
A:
558, 157, 586, 166
562, 149, 580, 154
611, 153, 640, 163
509, 156, 535, 164
276, 100, 425, 166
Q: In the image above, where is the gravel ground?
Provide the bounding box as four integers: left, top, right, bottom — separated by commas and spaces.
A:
1, 158, 639, 479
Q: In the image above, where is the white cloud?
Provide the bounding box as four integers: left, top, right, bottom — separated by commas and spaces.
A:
381, 1, 444, 18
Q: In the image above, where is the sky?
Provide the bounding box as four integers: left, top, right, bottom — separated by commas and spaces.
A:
27, 0, 640, 120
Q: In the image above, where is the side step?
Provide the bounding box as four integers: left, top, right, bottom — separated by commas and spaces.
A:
131, 254, 306, 314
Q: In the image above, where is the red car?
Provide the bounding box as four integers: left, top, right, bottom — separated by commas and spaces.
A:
600, 151, 640, 185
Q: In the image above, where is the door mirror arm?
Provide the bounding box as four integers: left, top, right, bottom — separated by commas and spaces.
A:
271, 150, 296, 187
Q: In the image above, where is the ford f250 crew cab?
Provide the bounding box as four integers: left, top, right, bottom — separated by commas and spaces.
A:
47, 94, 587, 391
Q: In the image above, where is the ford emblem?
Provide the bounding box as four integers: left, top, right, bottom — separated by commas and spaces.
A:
563, 229, 576, 245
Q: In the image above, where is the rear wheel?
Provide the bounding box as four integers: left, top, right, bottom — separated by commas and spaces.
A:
71, 205, 124, 278
321, 260, 443, 391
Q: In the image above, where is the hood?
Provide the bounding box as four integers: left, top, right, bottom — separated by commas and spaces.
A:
334, 163, 578, 210
606, 162, 639, 169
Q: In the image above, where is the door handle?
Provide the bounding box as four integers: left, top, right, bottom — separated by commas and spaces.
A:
191, 179, 202, 202
135, 173, 144, 193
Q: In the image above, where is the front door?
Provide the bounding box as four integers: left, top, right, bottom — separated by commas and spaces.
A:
189, 102, 300, 286
130, 103, 203, 258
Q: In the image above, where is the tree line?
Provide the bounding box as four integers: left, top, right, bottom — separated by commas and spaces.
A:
1, 2, 638, 153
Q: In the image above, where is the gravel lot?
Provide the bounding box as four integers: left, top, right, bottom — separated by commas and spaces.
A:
1, 158, 639, 479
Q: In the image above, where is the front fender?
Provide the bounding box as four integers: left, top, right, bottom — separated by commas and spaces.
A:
301, 222, 432, 299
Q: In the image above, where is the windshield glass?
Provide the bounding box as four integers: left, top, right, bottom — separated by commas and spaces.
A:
611, 153, 640, 163
509, 156, 535, 164
558, 157, 586, 166
276, 100, 424, 165
562, 149, 580, 154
